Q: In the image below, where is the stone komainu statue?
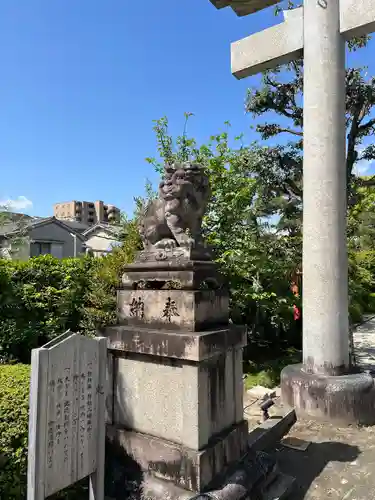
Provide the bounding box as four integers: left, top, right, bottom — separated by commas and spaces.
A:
139, 162, 210, 252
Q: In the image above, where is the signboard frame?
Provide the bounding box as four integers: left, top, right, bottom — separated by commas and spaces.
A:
27, 331, 107, 500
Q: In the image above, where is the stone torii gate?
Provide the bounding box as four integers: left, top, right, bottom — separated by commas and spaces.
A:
208, 0, 375, 425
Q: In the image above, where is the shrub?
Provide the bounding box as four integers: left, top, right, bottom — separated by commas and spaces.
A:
0, 256, 91, 363
244, 348, 302, 389
79, 220, 142, 336
0, 220, 141, 364
349, 249, 375, 323
0, 364, 30, 499
0, 364, 89, 500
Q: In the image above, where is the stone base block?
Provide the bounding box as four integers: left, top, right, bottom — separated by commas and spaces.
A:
103, 324, 246, 361
106, 420, 249, 492
122, 259, 224, 290
108, 344, 244, 449
281, 363, 375, 426
105, 437, 289, 500
117, 288, 229, 332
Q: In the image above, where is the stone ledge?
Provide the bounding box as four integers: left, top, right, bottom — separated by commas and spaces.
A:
105, 448, 294, 500
106, 420, 249, 493
102, 324, 246, 362
281, 363, 375, 425
121, 259, 224, 290
116, 289, 229, 332
247, 409, 296, 452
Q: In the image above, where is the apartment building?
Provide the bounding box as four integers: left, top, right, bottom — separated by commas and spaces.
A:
53, 200, 120, 226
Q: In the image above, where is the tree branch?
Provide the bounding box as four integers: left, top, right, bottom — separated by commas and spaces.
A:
276, 127, 303, 137
359, 117, 375, 132
358, 175, 375, 187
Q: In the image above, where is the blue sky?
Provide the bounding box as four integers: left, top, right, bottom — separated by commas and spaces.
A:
1, 0, 374, 217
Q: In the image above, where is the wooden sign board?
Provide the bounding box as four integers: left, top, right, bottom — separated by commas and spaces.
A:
27, 331, 107, 500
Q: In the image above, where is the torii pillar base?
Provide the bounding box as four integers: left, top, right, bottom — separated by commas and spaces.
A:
281, 364, 375, 426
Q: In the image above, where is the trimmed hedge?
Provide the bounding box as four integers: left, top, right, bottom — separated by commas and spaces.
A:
0, 256, 91, 363
0, 364, 90, 499
0, 364, 30, 499
0, 229, 139, 365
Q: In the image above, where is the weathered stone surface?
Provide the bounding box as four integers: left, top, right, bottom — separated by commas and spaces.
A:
231, 0, 375, 78
231, 7, 303, 79
138, 162, 210, 258
340, 0, 375, 40
28, 332, 107, 500
103, 324, 246, 362
106, 421, 249, 492
281, 364, 375, 426
121, 259, 224, 291
105, 434, 293, 500
104, 159, 256, 496
117, 289, 229, 332
112, 348, 244, 449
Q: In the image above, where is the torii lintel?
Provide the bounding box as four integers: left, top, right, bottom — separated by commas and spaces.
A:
209, 0, 282, 16
231, 0, 375, 79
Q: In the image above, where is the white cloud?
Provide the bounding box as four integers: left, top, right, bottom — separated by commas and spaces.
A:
0, 196, 33, 211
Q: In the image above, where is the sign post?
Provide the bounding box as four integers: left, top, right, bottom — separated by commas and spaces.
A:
27, 331, 107, 500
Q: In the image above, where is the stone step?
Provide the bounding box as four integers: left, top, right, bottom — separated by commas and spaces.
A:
262, 472, 295, 500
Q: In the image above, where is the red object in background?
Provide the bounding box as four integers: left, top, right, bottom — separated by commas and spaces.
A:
293, 304, 301, 321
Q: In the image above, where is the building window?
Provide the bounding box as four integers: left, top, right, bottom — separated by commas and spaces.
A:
31, 242, 51, 257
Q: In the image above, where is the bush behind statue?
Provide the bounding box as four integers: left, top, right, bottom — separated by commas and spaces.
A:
0, 226, 139, 364
0, 256, 91, 363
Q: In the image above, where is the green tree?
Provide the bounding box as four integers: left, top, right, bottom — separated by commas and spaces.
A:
348, 177, 375, 251
245, 26, 375, 229
146, 115, 300, 351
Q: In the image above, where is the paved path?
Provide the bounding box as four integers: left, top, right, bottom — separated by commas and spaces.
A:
271, 315, 375, 499
272, 419, 375, 500
353, 315, 375, 373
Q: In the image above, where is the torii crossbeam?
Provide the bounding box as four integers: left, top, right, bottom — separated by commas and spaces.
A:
209, 0, 375, 425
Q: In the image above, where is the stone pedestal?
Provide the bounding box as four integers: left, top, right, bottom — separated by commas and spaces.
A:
102, 257, 279, 498
281, 365, 375, 426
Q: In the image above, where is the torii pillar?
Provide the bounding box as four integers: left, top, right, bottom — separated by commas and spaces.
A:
209, 0, 375, 425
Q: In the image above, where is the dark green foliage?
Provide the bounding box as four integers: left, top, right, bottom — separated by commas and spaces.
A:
0, 256, 91, 363
79, 218, 142, 336
0, 364, 89, 500
244, 348, 302, 389
146, 113, 375, 351
0, 364, 30, 499
146, 116, 300, 352
0, 217, 141, 364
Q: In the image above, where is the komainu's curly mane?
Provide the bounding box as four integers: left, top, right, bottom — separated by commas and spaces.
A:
139, 162, 210, 252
